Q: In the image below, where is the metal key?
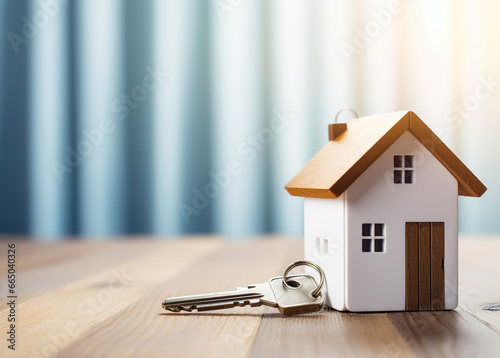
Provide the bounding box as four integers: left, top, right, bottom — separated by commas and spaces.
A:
162, 260, 325, 315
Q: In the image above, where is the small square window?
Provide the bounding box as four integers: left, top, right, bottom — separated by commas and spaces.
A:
404, 170, 414, 184
362, 223, 372, 236
362, 239, 372, 252
374, 239, 385, 252
394, 170, 402, 184
404, 155, 413, 168
394, 155, 402, 168
394, 155, 414, 184
361, 223, 386, 253
374, 223, 384, 236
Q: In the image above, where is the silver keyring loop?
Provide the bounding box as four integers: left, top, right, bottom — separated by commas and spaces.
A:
282, 260, 325, 298
334, 108, 359, 123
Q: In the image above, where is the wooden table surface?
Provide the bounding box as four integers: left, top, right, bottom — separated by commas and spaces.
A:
1, 236, 500, 358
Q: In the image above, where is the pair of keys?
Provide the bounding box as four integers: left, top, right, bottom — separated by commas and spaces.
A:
162, 260, 325, 315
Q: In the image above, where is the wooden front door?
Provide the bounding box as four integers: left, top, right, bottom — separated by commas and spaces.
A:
405, 222, 445, 311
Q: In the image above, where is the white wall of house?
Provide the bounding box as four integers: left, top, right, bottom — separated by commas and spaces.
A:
304, 194, 346, 310
345, 131, 458, 311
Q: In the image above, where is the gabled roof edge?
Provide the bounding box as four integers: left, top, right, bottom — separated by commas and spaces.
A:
408, 111, 487, 197
284, 111, 487, 199
328, 112, 411, 197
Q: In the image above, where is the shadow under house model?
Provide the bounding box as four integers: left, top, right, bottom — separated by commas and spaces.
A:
285, 111, 487, 312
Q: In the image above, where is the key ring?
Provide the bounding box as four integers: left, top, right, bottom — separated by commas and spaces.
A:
334, 108, 359, 123
282, 260, 325, 298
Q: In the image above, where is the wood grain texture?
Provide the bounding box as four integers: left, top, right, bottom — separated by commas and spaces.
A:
58, 239, 297, 358
418, 222, 431, 310
431, 223, 445, 310
12, 241, 100, 272
285, 111, 410, 198
405, 223, 419, 311
285, 110, 486, 199
328, 123, 347, 141
1, 236, 500, 358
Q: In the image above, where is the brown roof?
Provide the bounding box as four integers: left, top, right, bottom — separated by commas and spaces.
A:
285, 111, 486, 199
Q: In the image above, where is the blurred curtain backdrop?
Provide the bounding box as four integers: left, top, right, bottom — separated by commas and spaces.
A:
0, 0, 499, 239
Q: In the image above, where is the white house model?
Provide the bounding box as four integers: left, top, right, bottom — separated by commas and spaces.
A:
285, 111, 486, 312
